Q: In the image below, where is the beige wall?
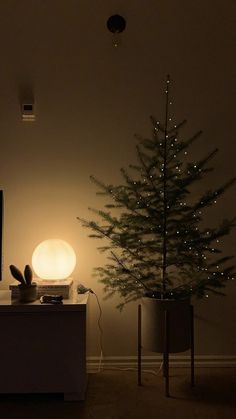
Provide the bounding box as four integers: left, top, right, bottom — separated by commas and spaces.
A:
0, 0, 235, 357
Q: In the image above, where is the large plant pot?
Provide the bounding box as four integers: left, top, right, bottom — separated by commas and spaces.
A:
18, 283, 37, 303
142, 297, 191, 353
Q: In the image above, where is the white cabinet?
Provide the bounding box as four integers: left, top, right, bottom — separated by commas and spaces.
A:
0, 291, 88, 400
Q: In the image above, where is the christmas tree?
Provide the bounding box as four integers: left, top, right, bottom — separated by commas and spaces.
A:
78, 76, 236, 309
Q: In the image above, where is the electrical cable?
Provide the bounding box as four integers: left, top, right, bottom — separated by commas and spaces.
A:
102, 362, 163, 376
91, 289, 162, 376
77, 285, 163, 376
92, 291, 104, 372
77, 284, 104, 373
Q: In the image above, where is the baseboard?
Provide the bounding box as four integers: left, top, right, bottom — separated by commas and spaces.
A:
87, 355, 236, 373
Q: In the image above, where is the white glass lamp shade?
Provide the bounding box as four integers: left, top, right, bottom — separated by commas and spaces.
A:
32, 239, 76, 280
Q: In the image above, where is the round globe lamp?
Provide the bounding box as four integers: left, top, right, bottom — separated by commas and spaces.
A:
32, 239, 76, 298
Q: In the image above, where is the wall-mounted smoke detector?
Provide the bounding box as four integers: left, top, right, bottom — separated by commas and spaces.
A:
21, 102, 35, 122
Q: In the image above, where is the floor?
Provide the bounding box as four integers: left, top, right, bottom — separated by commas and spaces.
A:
0, 368, 235, 419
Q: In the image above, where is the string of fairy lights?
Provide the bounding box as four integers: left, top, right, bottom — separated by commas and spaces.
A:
79, 76, 235, 305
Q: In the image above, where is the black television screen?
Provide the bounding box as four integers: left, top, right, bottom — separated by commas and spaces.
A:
0, 190, 3, 281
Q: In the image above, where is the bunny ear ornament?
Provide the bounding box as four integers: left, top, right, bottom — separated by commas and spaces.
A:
9, 264, 37, 302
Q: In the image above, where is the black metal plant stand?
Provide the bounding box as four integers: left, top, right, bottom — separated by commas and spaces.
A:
137, 304, 195, 397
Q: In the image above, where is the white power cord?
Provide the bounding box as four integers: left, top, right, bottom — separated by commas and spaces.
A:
92, 291, 104, 372
103, 363, 163, 376
77, 284, 163, 377
77, 284, 104, 373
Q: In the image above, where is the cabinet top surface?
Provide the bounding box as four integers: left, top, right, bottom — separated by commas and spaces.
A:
0, 290, 89, 312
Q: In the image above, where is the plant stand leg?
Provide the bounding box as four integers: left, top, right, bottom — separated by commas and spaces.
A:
164, 309, 170, 397
138, 304, 142, 386
162, 352, 166, 377
190, 304, 195, 387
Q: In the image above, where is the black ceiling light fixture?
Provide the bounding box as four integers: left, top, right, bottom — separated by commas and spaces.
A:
107, 14, 126, 33
106, 14, 126, 47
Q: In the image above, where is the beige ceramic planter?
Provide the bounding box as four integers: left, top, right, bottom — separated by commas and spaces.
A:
142, 297, 191, 353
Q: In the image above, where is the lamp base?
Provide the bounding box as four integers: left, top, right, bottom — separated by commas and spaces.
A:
10, 278, 73, 300
35, 278, 73, 299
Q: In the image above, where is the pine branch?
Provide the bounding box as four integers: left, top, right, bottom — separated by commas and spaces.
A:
110, 251, 151, 291
167, 130, 202, 164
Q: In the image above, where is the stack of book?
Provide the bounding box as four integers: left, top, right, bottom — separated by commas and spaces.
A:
9, 278, 73, 300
